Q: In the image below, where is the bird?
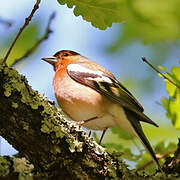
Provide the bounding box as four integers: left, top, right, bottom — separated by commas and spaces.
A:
42, 50, 163, 172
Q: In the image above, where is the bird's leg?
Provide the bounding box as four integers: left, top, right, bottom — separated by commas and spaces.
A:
84, 116, 98, 123
76, 117, 107, 144
81, 117, 98, 138
99, 128, 107, 145
75, 116, 98, 129
88, 131, 91, 137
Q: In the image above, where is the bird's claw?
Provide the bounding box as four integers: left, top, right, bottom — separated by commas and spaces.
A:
75, 121, 85, 129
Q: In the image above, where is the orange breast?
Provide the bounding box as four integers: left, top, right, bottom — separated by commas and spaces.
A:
53, 69, 106, 122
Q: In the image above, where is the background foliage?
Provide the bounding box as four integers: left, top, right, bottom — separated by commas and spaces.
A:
58, 0, 180, 42
161, 66, 180, 129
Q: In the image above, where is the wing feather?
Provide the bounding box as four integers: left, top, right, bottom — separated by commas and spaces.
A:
67, 63, 158, 127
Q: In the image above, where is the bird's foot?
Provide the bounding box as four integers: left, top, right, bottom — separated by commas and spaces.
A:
75, 121, 85, 129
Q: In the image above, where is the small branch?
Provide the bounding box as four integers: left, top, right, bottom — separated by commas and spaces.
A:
141, 57, 180, 90
13, 12, 56, 66
3, 0, 41, 63
137, 151, 174, 171
0, 18, 12, 27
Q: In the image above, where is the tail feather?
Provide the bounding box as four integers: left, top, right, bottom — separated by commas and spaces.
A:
132, 108, 159, 127
124, 109, 163, 172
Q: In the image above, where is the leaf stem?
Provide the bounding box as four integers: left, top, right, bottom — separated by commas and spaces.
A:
3, 0, 41, 64
141, 57, 180, 90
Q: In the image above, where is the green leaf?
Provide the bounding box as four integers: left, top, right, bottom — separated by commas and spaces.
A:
166, 141, 177, 153
161, 66, 180, 130
166, 81, 177, 97
57, 0, 126, 30
57, 0, 180, 45
158, 66, 168, 72
161, 97, 169, 114
172, 66, 180, 82
169, 92, 180, 129
154, 141, 166, 154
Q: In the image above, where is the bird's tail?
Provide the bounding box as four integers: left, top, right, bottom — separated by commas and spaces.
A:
124, 109, 163, 173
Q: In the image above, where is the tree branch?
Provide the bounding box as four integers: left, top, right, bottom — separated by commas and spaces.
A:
13, 12, 55, 66
3, 0, 41, 63
141, 57, 180, 90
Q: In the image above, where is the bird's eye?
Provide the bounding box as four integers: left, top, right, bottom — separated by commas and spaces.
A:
63, 53, 69, 56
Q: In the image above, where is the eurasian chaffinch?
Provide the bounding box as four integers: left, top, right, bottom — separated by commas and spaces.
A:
42, 50, 162, 172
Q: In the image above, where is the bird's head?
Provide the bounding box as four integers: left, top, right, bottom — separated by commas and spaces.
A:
42, 50, 81, 71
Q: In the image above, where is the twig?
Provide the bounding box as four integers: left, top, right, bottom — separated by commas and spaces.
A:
0, 18, 12, 27
13, 12, 56, 66
3, 0, 41, 63
137, 150, 174, 171
141, 57, 180, 90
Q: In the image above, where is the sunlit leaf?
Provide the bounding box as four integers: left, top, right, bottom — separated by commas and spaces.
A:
161, 66, 180, 130
166, 81, 177, 97
172, 66, 180, 81
57, 0, 126, 30
169, 92, 180, 129
154, 141, 166, 154
166, 142, 177, 153
58, 0, 180, 43
158, 66, 168, 72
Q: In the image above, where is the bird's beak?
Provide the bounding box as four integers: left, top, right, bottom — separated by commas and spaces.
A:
41, 56, 58, 65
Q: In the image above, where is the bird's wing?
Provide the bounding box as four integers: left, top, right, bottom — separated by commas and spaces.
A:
67, 62, 158, 127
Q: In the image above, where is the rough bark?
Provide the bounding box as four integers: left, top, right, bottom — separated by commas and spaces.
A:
0, 63, 179, 179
